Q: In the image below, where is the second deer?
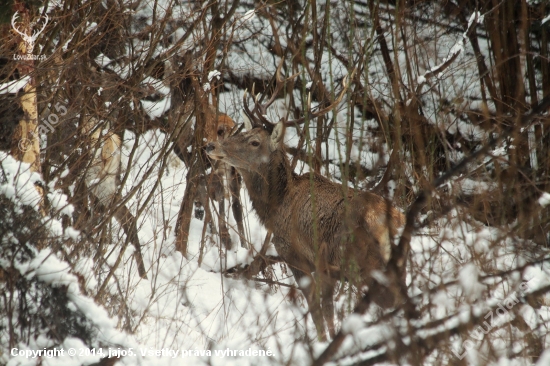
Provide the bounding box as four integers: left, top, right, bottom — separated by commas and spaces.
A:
206, 69, 404, 340
195, 111, 247, 249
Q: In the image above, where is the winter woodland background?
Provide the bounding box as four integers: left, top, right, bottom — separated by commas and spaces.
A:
2, 0, 550, 365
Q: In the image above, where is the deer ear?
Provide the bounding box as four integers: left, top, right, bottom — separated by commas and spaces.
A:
270, 121, 284, 147
242, 113, 253, 131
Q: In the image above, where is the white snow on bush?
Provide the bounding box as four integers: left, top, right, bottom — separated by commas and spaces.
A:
0, 76, 30, 94
0, 152, 43, 210
538, 192, 550, 207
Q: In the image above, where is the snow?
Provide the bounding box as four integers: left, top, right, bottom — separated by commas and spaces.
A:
0, 76, 30, 94
341, 314, 365, 334
3, 1, 550, 365
208, 70, 221, 82
523, 265, 550, 291
453, 178, 496, 195
64, 226, 80, 240
47, 191, 74, 216
141, 98, 171, 118
9, 247, 133, 359
241, 9, 256, 23
447, 40, 465, 62
84, 21, 98, 36
0, 152, 43, 210
538, 192, 550, 207
467, 11, 483, 29
458, 263, 483, 300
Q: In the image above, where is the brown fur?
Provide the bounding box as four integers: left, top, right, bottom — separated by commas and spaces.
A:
206, 122, 404, 339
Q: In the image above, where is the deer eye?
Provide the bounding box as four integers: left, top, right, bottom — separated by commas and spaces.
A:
250, 141, 260, 147
217, 129, 224, 136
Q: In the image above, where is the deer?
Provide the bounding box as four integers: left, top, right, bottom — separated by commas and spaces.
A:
165, 61, 247, 253
195, 111, 247, 249
205, 66, 405, 340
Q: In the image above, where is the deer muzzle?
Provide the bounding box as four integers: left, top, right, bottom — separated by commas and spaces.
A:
205, 142, 225, 160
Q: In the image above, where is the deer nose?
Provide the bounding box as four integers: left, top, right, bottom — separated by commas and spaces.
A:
205, 142, 216, 153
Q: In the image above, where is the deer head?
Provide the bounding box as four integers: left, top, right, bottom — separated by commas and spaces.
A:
206, 119, 285, 173
210, 113, 236, 141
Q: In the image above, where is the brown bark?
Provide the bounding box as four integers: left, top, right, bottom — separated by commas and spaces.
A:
9, 5, 45, 218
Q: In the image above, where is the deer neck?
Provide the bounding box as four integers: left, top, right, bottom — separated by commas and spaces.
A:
239, 150, 293, 226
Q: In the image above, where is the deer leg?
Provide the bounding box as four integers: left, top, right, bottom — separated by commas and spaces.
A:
204, 201, 215, 234
207, 171, 231, 249
368, 276, 397, 309
316, 241, 337, 338
229, 168, 247, 249
232, 197, 246, 248
290, 268, 327, 341
320, 276, 336, 339
217, 198, 232, 250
